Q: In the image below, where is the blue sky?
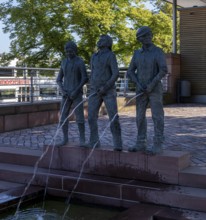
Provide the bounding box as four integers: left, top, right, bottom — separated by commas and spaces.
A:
0, 0, 16, 54
0, 21, 10, 53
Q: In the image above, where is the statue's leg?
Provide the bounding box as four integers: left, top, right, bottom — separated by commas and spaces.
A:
61, 122, 69, 145
149, 89, 164, 154
74, 95, 86, 146
128, 94, 148, 152
77, 123, 85, 146
87, 93, 102, 148
57, 97, 72, 147
104, 94, 122, 151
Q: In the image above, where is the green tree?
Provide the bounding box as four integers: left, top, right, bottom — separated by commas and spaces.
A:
0, 0, 173, 67
148, 0, 180, 52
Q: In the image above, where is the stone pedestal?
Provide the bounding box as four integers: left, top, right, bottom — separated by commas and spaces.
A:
41, 145, 190, 184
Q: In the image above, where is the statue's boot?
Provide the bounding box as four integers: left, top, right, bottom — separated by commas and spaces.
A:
113, 133, 123, 151
85, 140, 100, 148
86, 121, 101, 148
86, 133, 101, 148
78, 123, 85, 146
151, 137, 163, 155
128, 139, 146, 152
110, 118, 122, 151
84, 131, 100, 148
55, 125, 68, 147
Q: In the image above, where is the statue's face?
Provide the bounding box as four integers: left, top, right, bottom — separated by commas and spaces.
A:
136, 32, 152, 46
65, 47, 76, 59
97, 35, 108, 49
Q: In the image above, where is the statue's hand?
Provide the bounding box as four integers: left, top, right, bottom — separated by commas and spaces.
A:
137, 84, 146, 94
62, 89, 68, 97
145, 83, 153, 94
70, 90, 79, 100
97, 86, 106, 96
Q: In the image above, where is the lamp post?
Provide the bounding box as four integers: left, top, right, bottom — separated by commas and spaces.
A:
172, 0, 177, 54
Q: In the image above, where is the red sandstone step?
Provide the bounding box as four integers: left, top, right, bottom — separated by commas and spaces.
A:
1, 146, 206, 198
0, 180, 23, 192
179, 166, 206, 188
41, 145, 191, 184
0, 145, 191, 185
110, 203, 206, 220
0, 146, 41, 166
0, 162, 206, 213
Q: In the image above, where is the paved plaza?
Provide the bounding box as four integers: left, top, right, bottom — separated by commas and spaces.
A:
0, 103, 205, 166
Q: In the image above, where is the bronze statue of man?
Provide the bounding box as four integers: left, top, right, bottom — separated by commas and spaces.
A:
56, 41, 88, 146
87, 34, 122, 151
127, 26, 168, 154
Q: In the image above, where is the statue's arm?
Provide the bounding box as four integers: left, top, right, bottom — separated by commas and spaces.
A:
76, 60, 88, 92
56, 63, 66, 96
104, 52, 119, 90
147, 49, 168, 93
127, 53, 143, 91
70, 59, 88, 99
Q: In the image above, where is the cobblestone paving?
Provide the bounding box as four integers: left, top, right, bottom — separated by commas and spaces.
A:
0, 103, 205, 166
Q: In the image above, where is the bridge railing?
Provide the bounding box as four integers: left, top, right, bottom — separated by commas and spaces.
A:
0, 66, 170, 104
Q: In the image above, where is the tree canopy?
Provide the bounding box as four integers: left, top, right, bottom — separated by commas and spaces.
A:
0, 0, 173, 67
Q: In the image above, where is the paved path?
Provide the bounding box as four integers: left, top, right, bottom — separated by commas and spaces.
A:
0, 103, 206, 166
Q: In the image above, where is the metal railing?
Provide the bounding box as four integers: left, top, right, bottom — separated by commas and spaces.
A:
0, 66, 170, 104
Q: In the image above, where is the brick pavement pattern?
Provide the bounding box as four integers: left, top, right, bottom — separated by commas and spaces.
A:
0, 103, 205, 166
